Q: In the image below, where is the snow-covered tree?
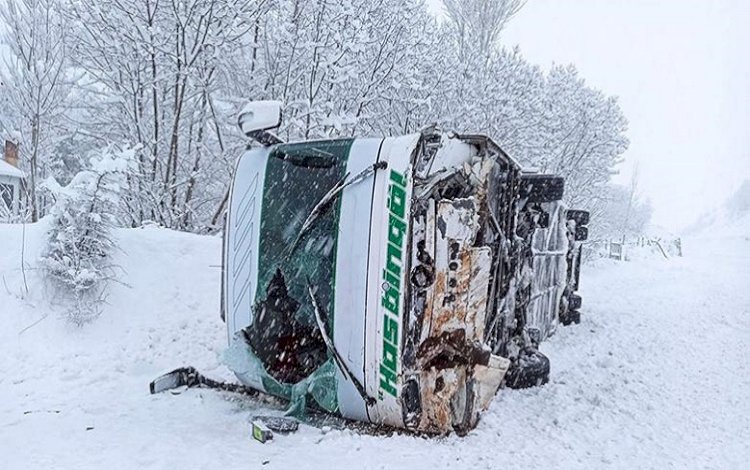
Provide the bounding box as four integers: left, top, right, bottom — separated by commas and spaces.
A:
65, 0, 264, 231
0, 0, 72, 221
193, 0, 447, 223
589, 183, 652, 242
0, 0, 629, 237
432, 46, 547, 162
538, 65, 629, 210
230, 0, 441, 141
40, 147, 134, 325
444, 0, 526, 55
437, 3, 629, 230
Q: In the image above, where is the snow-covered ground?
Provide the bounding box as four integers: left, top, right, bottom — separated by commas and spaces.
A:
1, 220, 748, 469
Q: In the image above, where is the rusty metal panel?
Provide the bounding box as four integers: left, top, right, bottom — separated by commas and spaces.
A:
417, 367, 466, 433
465, 248, 492, 340
408, 190, 500, 433
471, 355, 510, 412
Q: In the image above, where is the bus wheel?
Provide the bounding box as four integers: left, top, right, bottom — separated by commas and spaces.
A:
505, 348, 550, 389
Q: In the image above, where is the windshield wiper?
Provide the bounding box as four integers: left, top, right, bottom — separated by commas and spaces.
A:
284, 160, 387, 259
273, 147, 336, 168
307, 281, 375, 407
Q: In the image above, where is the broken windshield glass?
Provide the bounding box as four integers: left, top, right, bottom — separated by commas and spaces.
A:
286, 160, 387, 259
242, 139, 354, 401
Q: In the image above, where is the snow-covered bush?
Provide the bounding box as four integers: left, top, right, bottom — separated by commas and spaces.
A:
40, 147, 134, 325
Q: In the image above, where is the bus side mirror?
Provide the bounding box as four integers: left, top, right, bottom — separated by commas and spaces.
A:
238, 100, 284, 146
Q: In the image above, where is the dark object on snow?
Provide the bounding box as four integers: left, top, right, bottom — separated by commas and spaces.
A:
23, 409, 61, 415
252, 420, 274, 443
520, 174, 565, 203
149, 366, 260, 396
254, 415, 300, 434
559, 309, 581, 326
505, 348, 550, 389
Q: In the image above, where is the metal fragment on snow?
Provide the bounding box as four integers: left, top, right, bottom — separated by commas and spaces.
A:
252, 420, 273, 443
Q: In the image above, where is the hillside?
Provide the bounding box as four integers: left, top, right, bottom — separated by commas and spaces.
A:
686, 179, 750, 238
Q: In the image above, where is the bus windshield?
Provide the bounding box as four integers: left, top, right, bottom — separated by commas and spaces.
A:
245, 139, 353, 386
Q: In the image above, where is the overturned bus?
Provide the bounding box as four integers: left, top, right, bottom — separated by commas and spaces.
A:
219, 101, 589, 434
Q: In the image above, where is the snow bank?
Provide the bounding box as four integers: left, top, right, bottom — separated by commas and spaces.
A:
1, 222, 238, 469
1, 221, 748, 469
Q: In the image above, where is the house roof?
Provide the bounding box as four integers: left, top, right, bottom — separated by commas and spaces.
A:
0, 159, 24, 178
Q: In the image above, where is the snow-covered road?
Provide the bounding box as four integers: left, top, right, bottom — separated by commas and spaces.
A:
1, 224, 748, 469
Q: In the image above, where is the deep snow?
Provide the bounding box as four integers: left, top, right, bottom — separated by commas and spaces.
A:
1, 220, 748, 469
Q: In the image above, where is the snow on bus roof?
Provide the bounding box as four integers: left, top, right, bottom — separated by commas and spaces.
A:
0, 159, 24, 178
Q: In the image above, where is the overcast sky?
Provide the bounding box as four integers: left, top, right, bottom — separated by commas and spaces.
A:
428, 0, 750, 231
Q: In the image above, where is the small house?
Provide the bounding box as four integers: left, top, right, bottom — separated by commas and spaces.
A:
0, 140, 24, 220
